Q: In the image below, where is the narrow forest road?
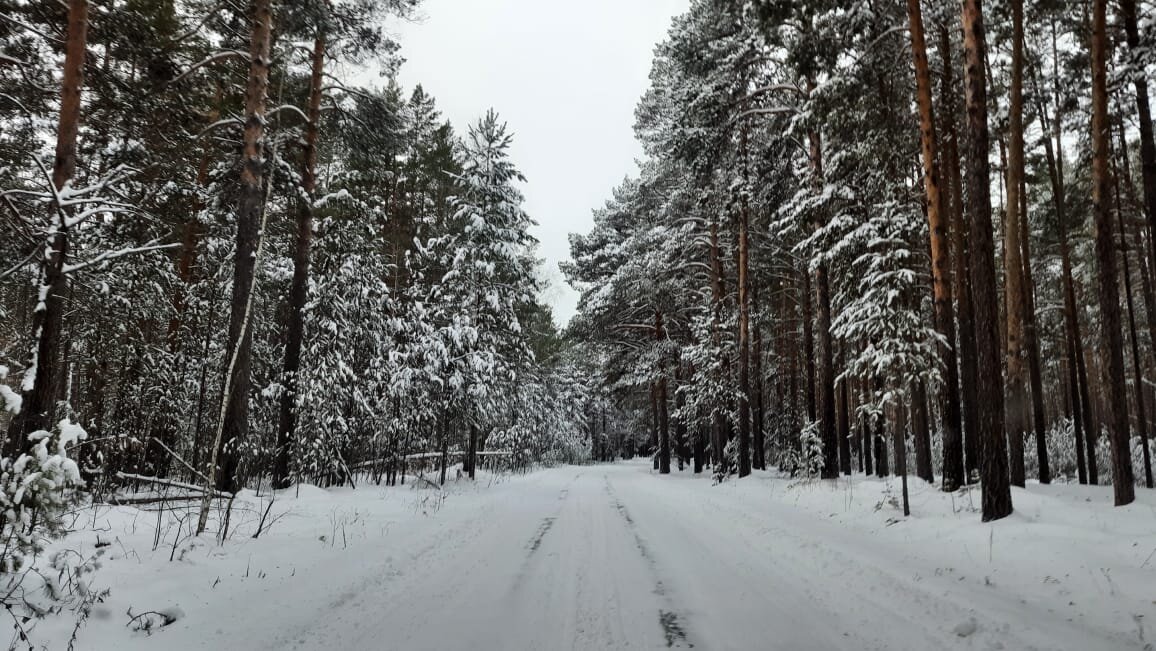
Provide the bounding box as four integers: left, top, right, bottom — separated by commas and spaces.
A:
242, 462, 1148, 651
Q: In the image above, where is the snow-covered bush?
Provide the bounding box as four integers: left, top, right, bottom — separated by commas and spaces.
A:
0, 419, 88, 572
713, 439, 737, 483
779, 421, 825, 479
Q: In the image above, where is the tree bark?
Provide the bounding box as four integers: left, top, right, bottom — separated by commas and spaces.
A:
656, 310, 671, 474
939, 25, 977, 486
1090, 0, 1136, 506
807, 125, 838, 479
1118, 0, 1156, 278
1003, 0, 1029, 488
7, 0, 89, 454
737, 126, 752, 478
274, 33, 326, 490
801, 268, 816, 424
752, 283, 766, 470
709, 220, 726, 467
214, 0, 274, 494
960, 0, 1013, 520
1034, 54, 1090, 484
912, 379, 933, 482
1018, 176, 1049, 484
907, 0, 961, 491
815, 262, 837, 478
1115, 132, 1153, 489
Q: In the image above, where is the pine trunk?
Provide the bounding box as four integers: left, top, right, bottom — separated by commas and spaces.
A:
907, 0, 961, 491
656, 311, 671, 474
737, 126, 752, 478
1018, 178, 1050, 484
1003, 0, 1028, 488
214, 0, 274, 494
753, 284, 766, 470
6, 0, 89, 453
1118, 0, 1156, 278
939, 25, 977, 485
1115, 135, 1154, 489
1091, 0, 1136, 506
274, 34, 326, 490
960, 0, 1013, 520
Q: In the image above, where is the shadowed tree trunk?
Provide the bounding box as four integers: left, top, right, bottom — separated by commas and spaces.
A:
1090, 0, 1135, 506
912, 379, 933, 482
801, 269, 816, 425
861, 378, 873, 476
806, 124, 838, 480
656, 310, 671, 474
212, 0, 274, 494
939, 25, 977, 486
753, 283, 766, 471
737, 125, 752, 478
1033, 52, 1090, 484
274, 33, 326, 490
6, 0, 89, 454
1115, 131, 1153, 489
907, 0, 961, 491
1003, 0, 1028, 488
1118, 0, 1156, 278
709, 220, 726, 468
960, 0, 1013, 520
1018, 177, 1049, 484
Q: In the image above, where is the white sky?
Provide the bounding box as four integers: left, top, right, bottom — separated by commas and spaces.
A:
385, 0, 690, 326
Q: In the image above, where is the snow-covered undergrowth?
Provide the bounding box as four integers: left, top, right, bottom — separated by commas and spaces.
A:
13, 462, 1156, 650
17, 468, 517, 650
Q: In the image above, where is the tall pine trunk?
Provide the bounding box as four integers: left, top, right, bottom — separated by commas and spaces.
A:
1035, 50, 1091, 484
752, 283, 766, 470
737, 126, 752, 478
907, 0, 961, 490
213, 0, 274, 494
807, 126, 838, 479
1115, 133, 1154, 489
656, 310, 671, 474
274, 33, 326, 489
6, 0, 89, 454
960, 0, 1013, 520
1090, 0, 1136, 506
939, 25, 978, 485
1018, 177, 1050, 484
1003, 0, 1029, 488
1118, 0, 1156, 278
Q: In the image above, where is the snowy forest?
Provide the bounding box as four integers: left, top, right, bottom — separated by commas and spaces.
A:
1, 0, 1156, 648
2, 0, 592, 532
568, 0, 1156, 519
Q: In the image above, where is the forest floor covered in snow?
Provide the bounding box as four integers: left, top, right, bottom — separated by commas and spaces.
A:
19, 461, 1156, 650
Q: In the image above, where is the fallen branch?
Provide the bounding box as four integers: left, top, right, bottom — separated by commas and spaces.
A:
113, 473, 233, 498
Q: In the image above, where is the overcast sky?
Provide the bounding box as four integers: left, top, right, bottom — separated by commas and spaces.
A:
384, 0, 689, 326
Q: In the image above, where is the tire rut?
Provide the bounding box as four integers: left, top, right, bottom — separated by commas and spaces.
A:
604, 475, 696, 648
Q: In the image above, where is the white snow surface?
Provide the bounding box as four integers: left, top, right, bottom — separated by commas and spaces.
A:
27, 462, 1156, 650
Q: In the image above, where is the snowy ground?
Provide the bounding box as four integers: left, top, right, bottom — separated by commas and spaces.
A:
23, 461, 1156, 650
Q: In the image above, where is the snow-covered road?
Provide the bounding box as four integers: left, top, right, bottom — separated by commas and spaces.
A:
52, 462, 1156, 650
262, 463, 1150, 651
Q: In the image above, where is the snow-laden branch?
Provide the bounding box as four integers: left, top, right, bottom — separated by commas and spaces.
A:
728, 105, 796, 125
62, 241, 177, 275
169, 50, 250, 86
197, 117, 244, 138
267, 104, 310, 123
0, 248, 40, 282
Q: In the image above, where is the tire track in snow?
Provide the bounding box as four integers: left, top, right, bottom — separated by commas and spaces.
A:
526, 516, 555, 553
604, 475, 696, 648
